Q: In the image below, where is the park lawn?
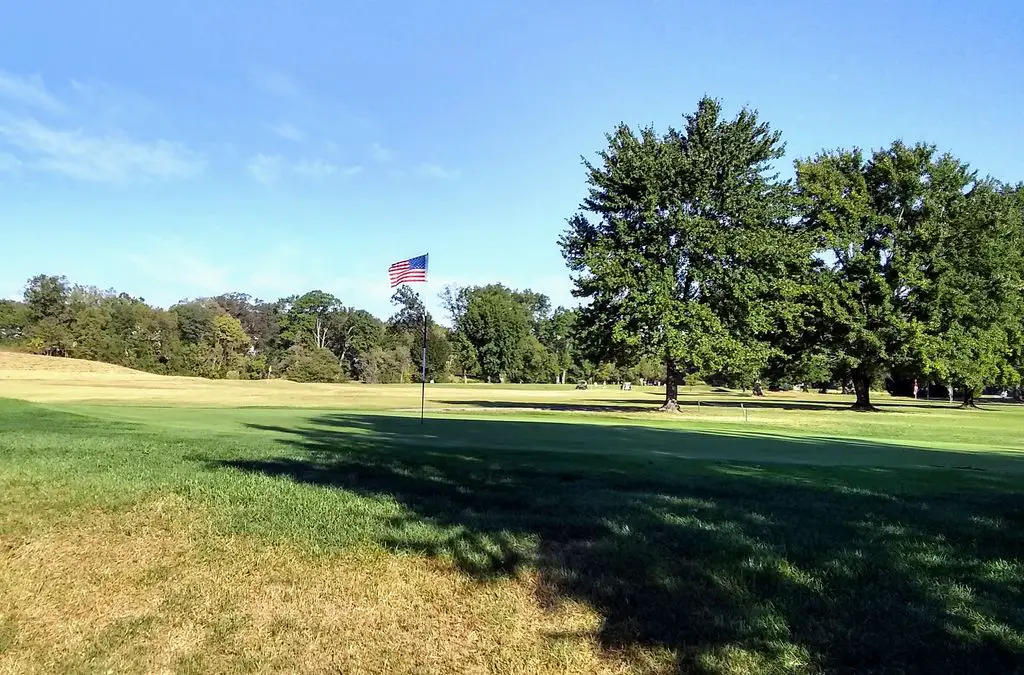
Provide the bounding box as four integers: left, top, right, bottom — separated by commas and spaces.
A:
1, 396, 1023, 674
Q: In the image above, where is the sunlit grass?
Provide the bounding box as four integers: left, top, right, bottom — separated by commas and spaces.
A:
6, 350, 1022, 455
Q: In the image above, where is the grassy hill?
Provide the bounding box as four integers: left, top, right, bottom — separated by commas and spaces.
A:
0, 350, 159, 376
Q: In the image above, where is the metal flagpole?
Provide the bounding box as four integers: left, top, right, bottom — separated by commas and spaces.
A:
388, 253, 429, 423
420, 308, 428, 423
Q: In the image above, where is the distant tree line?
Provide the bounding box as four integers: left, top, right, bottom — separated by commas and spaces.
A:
562, 97, 1024, 409
0, 275, 645, 385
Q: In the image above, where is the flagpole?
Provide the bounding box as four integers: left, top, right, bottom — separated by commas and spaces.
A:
388, 253, 429, 424
420, 308, 428, 424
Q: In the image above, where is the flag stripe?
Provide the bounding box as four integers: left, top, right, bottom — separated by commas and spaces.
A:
388, 254, 428, 287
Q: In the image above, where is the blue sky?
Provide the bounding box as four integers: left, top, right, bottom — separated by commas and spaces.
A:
1, 0, 1022, 321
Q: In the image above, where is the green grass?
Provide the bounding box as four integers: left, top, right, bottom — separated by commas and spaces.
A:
2, 396, 1023, 673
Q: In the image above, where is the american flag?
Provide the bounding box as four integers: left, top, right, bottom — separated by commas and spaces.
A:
388, 254, 428, 287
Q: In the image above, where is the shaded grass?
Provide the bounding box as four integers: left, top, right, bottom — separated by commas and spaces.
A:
1, 398, 1023, 673
216, 414, 1024, 674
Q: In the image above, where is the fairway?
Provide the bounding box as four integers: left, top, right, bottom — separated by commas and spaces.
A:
2, 362, 1023, 673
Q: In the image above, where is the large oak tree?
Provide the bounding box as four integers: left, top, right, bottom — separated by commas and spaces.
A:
918, 182, 1024, 406
561, 97, 805, 410
795, 142, 976, 409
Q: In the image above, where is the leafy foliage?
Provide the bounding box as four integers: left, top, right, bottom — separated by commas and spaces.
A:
277, 346, 346, 383
562, 97, 807, 407
795, 143, 988, 407
442, 284, 590, 384
461, 286, 531, 382
0, 300, 31, 343
916, 182, 1024, 404
279, 290, 343, 350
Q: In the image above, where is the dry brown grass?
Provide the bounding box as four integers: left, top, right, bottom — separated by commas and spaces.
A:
0, 350, 659, 411
0, 351, 158, 376
0, 498, 644, 674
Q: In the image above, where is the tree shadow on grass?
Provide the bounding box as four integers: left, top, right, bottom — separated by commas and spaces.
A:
209, 415, 1024, 674
437, 399, 651, 413
438, 397, 975, 414
437, 397, 853, 413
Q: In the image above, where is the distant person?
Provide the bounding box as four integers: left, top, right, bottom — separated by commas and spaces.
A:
913, 379, 919, 399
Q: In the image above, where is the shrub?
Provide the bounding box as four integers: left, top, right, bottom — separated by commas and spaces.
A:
278, 346, 345, 383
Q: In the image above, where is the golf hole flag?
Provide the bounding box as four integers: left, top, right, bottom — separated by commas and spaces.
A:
389, 254, 428, 287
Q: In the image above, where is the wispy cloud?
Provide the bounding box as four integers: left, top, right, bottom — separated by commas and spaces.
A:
0, 151, 21, 172
247, 153, 285, 184
125, 247, 229, 297
0, 71, 65, 113
69, 78, 167, 126
0, 71, 201, 183
249, 155, 362, 182
370, 142, 393, 163
293, 158, 336, 178
0, 116, 204, 183
269, 121, 304, 143
294, 158, 363, 179
123, 239, 317, 307
326, 273, 399, 312
251, 69, 302, 99
416, 163, 461, 180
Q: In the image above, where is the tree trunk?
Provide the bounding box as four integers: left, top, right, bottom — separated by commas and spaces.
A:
851, 374, 877, 411
960, 388, 979, 409
314, 318, 327, 349
659, 358, 680, 411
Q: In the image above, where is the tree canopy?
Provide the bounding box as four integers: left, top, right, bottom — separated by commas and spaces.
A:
564, 97, 1024, 409
1, 276, 599, 387
561, 97, 810, 408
